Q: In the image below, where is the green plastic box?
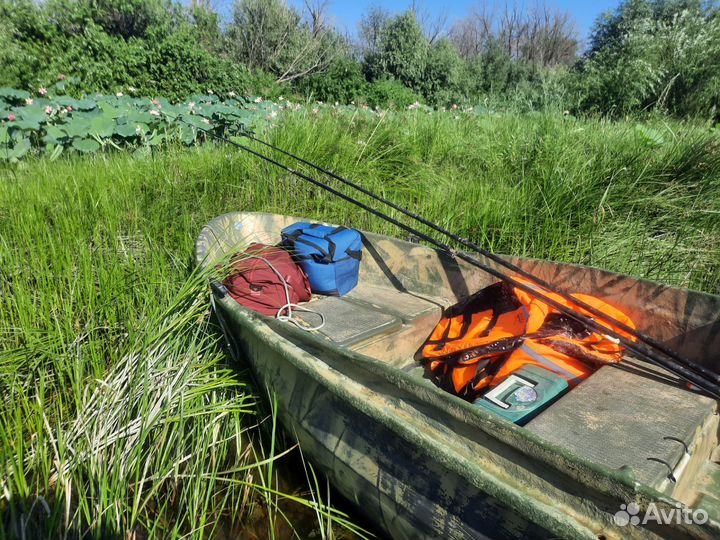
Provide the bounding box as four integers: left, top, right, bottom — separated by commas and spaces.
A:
474, 365, 569, 425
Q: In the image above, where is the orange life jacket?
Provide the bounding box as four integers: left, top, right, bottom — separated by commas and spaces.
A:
422, 281, 526, 360
420, 279, 636, 401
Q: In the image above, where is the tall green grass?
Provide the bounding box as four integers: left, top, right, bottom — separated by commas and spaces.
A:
0, 269, 368, 539
1, 109, 718, 538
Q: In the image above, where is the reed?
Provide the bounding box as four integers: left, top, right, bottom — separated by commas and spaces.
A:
0, 108, 717, 538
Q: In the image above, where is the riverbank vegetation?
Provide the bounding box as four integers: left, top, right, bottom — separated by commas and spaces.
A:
1, 0, 718, 117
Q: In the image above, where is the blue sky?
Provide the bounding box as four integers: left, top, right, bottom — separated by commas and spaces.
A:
288, 0, 620, 45
213, 1, 621, 47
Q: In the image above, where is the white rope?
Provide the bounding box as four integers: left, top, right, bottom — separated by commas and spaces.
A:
276, 303, 325, 331
251, 255, 325, 332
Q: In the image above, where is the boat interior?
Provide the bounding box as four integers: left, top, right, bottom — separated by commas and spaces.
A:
198, 212, 720, 520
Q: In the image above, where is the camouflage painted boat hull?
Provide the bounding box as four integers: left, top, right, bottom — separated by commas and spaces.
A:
197, 212, 720, 540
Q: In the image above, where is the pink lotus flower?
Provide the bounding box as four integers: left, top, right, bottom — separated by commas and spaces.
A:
25, 98, 33, 105
116, 92, 123, 97
66, 106, 73, 112
149, 109, 160, 117
254, 96, 263, 103
151, 98, 160, 105
38, 87, 47, 96
7, 113, 15, 122
44, 106, 53, 114
58, 74, 65, 81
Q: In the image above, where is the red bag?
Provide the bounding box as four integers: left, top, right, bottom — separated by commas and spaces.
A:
223, 243, 312, 316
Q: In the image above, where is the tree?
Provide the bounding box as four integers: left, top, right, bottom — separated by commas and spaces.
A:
358, 5, 389, 53
189, 1, 224, 53
520, 4, 577, 66
423, 38, 464, 103
449, 1, 577, 66
363, 11, 429, 90
411, 1, 448, 44
481, 37, 514, 93
228, 0, 342, 83
587, 0, 704, 54
449, 4, 494, 60
579, 0, 720, 116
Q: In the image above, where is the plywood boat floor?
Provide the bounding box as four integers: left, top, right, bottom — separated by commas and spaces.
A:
294, 283, 447, 366
294, 296, 402, 345
345, 283, 448, 321
526, 361, 719, 499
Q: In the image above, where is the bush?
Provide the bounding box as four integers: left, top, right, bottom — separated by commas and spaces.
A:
228, 0, 342, 83
139, 28, 251, 100
0, 21, 43, 90
0, 0, 285, 101
422, 38, 465, 106
44, 25, 148, 95
363, 11, 428, 91
241, 69, 286, 100
87, 0, 173, 38
363, 78, 422, 109
2, 24, 250, 102
39, 0, 174, 39
297, 58, 367, 103
578, 0, 720, 117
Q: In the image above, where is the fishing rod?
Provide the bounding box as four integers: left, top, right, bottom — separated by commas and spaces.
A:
237, 129, 720, 387
169, 114, 720, 399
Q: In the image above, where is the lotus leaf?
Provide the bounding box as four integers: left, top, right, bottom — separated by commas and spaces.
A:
0, 88, 31, 102
89, 116, 116, 137
63, 119, 92, 138
72, 138, 101, 153
8, 137, 31, 159
115, 123, 140, 138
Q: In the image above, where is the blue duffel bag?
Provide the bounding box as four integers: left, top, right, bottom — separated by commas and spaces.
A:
281, 222, 362, 296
